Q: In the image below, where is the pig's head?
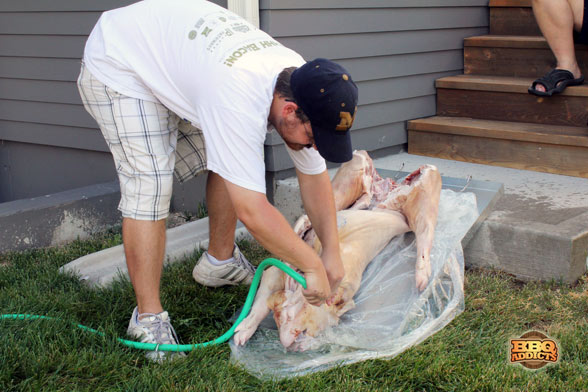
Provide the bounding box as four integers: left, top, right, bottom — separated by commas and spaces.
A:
267, 288, 339, 351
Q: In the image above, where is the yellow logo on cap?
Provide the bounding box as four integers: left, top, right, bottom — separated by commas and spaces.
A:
336, 107, 357, 131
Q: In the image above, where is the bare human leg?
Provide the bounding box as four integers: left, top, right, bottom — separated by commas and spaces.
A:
532, 0, 584, 92
206, 171, 238, 260
123, 217, 166, 316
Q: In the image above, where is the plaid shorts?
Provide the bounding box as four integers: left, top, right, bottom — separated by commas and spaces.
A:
77, 62, 207, 220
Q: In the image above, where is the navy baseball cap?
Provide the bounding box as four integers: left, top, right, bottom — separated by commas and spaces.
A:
290, 58, 358, 163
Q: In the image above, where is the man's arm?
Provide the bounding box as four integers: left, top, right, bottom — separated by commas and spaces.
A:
222, 179, 330, 305
296, 169, 345, 295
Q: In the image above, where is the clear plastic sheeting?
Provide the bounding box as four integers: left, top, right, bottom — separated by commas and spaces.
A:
229, 189, 479, 379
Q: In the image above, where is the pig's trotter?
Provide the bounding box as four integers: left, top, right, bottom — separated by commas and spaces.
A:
234, 314, 262, 346
233, 297, 273, 346
415, 255, 431, 291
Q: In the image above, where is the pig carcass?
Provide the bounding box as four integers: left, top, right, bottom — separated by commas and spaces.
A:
234, 150, 442, 351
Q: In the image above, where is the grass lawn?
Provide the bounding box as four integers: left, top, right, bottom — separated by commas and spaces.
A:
1, 227, 587, 391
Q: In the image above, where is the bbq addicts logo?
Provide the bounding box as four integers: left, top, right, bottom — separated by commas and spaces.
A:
509, 331, 559, 370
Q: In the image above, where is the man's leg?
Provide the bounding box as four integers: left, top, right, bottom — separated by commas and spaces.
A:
123, 218, 166, 315
78, 64, 183, 361
206, 171, 238, 260
532, 0, 584, 91
123, 215, 186, 362
192, 171, 255, 286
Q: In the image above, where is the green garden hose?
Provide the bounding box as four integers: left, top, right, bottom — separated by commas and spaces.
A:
0, 257, 306, 352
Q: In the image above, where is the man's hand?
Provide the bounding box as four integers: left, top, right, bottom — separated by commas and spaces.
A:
301, 265, 331, 306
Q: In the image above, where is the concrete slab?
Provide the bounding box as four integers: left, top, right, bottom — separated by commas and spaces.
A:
60, 218, 252, 287
0, 181, 121, 252
372, 152, 588, 284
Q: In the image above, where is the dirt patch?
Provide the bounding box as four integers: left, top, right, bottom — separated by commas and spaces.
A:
470, 298, 486, 310
166, 211, 200, 229
524, 319, 554, 332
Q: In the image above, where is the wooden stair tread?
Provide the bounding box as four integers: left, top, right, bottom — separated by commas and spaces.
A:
436, 75, 588, 96
407, 130, 588, 178
489, 0, 531, 7
465, 35, 588, 49
408, 116, 588, 147
465, 35, 547, 48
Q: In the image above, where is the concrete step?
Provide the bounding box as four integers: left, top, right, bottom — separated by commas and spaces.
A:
435, 74, 588, 127
59, 218, 252, 287
489, 0, 540, 36
0, 181, 120, 253
407, 116, 588, 178
464, 35, 588, 77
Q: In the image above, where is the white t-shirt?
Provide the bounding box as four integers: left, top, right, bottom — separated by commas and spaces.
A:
83, 0, 326, 194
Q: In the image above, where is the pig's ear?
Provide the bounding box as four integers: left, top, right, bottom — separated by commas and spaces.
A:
335, 299, 355, 317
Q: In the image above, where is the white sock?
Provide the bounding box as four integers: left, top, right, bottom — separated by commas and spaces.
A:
206, 252, 235, 266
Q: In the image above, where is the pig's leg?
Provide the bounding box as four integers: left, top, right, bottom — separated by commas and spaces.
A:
233, 266, 285, 345
401, 165, 442, 291
294, 150, 372, 238
348, 192, 372, 210
293, 151, 375, 241
374, 165, 441, 291
293, 214, 311, 238
331, 151, 373, 211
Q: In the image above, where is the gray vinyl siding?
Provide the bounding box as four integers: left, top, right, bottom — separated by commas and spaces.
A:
261, 0, 489, 173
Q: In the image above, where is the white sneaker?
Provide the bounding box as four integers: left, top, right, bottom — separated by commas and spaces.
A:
126, 307, 186, 363
192, 244, 256, 287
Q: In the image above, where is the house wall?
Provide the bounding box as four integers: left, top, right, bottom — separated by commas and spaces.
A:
261, 0, 489, 179
0, 0, 226, 207
0, 0, 488, 206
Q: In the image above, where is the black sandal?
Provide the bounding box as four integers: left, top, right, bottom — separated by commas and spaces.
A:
528, 69, 584, 97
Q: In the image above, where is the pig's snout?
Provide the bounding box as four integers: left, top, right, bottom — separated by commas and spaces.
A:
280, 327, 313, 351
279, 325, 306, 348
